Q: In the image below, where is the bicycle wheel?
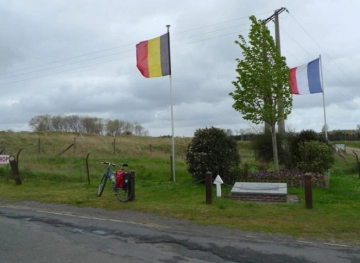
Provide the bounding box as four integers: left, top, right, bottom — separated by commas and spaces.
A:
97, 174, 107, 197
114, 177, 134, 202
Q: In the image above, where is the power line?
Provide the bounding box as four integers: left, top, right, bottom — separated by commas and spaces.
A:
0, 13, 259, 78
7, 7, 354, 95
287, 12, 356, 87
0, 23, 250, 81
0, 49, 134, 80
0, 55, 133, 86
276, 12, 355, 112
0, 43, 134, 77
0, 19, 255, 86
0, 29, 250, 86
173, 11, 270, 35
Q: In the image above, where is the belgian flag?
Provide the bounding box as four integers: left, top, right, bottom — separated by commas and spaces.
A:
136, 33, 171, 78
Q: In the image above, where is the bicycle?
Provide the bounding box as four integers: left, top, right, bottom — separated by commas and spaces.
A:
97, 161, 134, 202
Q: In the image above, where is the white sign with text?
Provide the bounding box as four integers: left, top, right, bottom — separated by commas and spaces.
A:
0, 155, 10, 164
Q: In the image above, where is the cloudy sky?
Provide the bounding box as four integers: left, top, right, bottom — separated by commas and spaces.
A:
0, 0, 359, 137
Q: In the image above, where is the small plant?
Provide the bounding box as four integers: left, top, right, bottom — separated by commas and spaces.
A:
254, 159, 270, 172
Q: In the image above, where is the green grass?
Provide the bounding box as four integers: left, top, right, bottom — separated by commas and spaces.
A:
0, 132, 360, 245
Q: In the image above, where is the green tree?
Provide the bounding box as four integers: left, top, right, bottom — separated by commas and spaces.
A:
229, 15, 292, 172
186, 127, 240, 183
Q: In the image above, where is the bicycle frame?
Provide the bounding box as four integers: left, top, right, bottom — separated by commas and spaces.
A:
97, 161, 133, 202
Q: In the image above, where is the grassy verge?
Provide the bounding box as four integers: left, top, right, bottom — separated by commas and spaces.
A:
0, 132, 359, 245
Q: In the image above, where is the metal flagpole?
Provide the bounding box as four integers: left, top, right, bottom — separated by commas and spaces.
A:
166, 25, 176, 182
319, 54, 328, 141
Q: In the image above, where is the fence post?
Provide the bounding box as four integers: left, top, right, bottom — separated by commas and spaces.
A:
129, 170, 135, 201
73, 137, 76, 154
86, 153, 90, 184
38, 138, 40, 154
16, 148, 23, 166
304, 173, 313, 209
352, 151, 360, 180
113, 138, 116, 155
9, 156, 21, 185
205, 171, 212, 204
170, 155, 173, 181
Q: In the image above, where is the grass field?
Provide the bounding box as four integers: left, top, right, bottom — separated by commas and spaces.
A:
0, 131, 360, 245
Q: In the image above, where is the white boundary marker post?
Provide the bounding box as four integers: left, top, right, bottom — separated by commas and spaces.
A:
214, 175, 224, 197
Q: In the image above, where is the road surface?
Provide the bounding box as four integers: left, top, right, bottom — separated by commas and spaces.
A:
0, 201, 359, 263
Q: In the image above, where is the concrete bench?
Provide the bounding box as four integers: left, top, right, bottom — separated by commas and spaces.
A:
230, 182, 287, 203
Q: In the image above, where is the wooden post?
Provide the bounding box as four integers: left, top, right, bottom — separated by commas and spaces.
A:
129, 170, 135, 201
38, 138, 40, 154
16, 148, 23, 168
86, 153, 90, 184
0, 143, 5, 154
9, 156, 21, 185
57, 143, 74, 156
205, 171, 213, 204
304, 173, 313, 209
113, 138, 116, 155
73, 137, 76, 154
170, 155, 173, 181
6, 163, 9, 181
353, 151, 360, 180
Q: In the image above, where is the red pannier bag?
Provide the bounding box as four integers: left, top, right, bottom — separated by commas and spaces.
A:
116, 170, 125, 188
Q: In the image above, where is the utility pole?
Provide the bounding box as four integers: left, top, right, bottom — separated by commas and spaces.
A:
263, 7, 287, 135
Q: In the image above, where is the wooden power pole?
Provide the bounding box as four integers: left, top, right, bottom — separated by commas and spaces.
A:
263, 7, 287, 135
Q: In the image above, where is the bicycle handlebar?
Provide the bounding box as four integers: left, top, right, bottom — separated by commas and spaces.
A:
101, 161, 128, 167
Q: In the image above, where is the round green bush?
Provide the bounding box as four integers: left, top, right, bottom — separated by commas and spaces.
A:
298, 140, 334, 173
185, 127, 240, 183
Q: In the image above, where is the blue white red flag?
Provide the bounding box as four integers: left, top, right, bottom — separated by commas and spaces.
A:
289, 58, 322, 95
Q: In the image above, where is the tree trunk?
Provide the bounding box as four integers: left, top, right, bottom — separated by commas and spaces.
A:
271, 123, 279, 173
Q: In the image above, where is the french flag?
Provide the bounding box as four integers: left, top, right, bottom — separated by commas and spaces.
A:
289, 58, 323, 95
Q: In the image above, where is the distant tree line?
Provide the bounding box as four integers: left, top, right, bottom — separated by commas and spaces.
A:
229, 126, 360, 142
29, 114, 149, 136
325, 130, 360, 141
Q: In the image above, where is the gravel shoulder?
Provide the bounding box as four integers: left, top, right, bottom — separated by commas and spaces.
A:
346, 147, 360, 155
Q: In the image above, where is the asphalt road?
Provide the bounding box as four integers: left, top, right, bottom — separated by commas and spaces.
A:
0, 201, 359, 263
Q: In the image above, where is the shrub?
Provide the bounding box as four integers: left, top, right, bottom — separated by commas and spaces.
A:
286, 129, 327, 170
298, 129, 320, 141
227, 163, 252, 184
250, 131, 287, 165
297, 140, 335, 173
185, 127, 240, 183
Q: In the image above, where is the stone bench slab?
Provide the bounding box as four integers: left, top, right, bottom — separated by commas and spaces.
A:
230, 182, 287, 195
